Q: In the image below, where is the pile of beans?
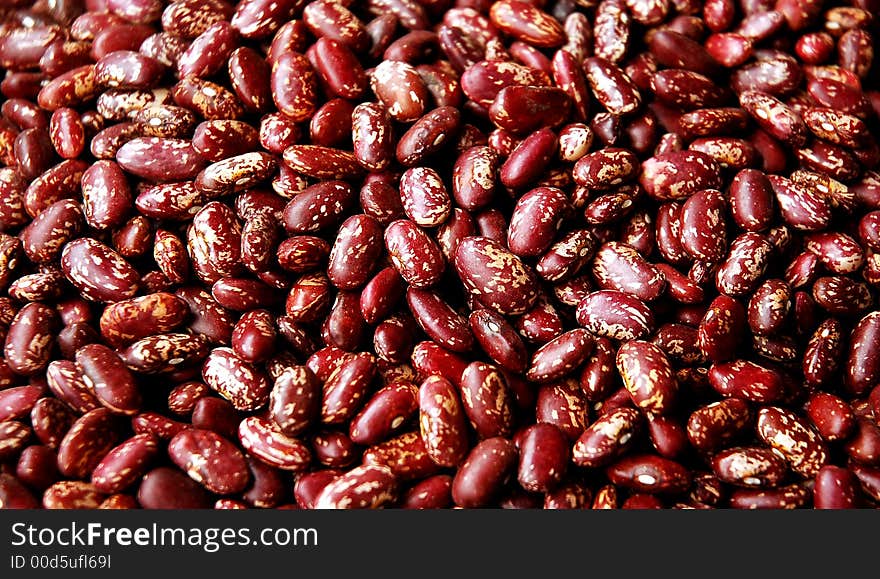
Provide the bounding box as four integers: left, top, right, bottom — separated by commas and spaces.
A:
1, 0, 880, 510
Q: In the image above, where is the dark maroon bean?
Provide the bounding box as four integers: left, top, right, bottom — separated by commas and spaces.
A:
592, 242, 666, 302
76, 344, 141, 416
138, 467, 211, 509
847, 312, 880, 397
758, 406, 829, 477
616, 340, 678, 416
516, 423, 569, 493
576, 290, 655, 341
350, 382, 418, 446
747, 280, 791, 336
606, 454, 691, 494
168, 429, 249, 495
507, 186, 569, 257
452, 437, 517, 508
814, 466, 861, 509
460, 361, 515, 439
454, 236, 539, 316
397, 107, 461, 167
640, 151, 721, 201
712, 447, 788, 488
844, 418, 880, 467
370, 60, 429, 122
680, 189, 727, 262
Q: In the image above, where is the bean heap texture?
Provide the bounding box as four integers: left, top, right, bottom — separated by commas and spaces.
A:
2, 0, 880, 510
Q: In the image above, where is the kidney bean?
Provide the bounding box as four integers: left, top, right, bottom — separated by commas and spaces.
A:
25, 159, 89, 218
454, 236, 539, 315
464, 313, 525, 377
524, 329, 592, 384
802, 392, 855, 444
0, 419, 32, 462
512, 423, 568, 493
322, 290, 366, 351
615, 340, 678, 416
712, 446, 788, 488
532, 379, 589, 440
590, 484, 618, 509
844, 418, 880, 466
451, 146, 498, 211
56, 408, 124, 480
812, 276, 873, 316
137, 467, 210, 509
0, 386, 43, 423
320, 352, 376, 426
573, 407, 642, 468
397, 107, 461, 168
576, 290, 655, 341
686, 398, 752, 453
679, 189, 728, 262
98, 293, 187, 349
283, 181, 355, 234
167, 381, 209, 416
349, 103, 393, 172
131, 412, 189, 441
400, 474, 452, 509
293, 470, 339, 509
714, 233, 774, 297
5, 0, 880, 512
42, 481, 106, 510
843, 312, 880, 398
709, 359, 786, 403
768, 174, 833, 232
325, 214, 384, 291
310, 429, 356, 469
538, 480, 590, 509
52, 233, 131, 302
500, 129, 559, 191
728, 483, 811, 509
640, 150, 721, 201
574, 337, 616, 402
644, 414, 688, 459
75, 344, 141, 416
607, 454, 691, 494
230, 310, 276, 363
238, 416, 311, 472
167, 428, 249, 495
370, 60, 428, 122
537, 229, 597, 285
15, 445, 58, 492
91, 434, 159, 494
362, 430, 440, 480
415, 376, 468, 468
851, 464, 880, 503
314, 464, 397, 509
44, 360, 99, 417
459, 361, 514, 439
275, 236, 329, 276
188, 396, 237, 440
350, 382, 418, 446
405, 288, 472, 353
120, 332, 210, 375
746, 279, 790, 336
451, 437, 517, 508
814, 465, 861, 509
489, 86, 571, 134
757, 406, 829, 477
4, 303, 58, 376
592, 242, 666, 302
202, 347, 270, 412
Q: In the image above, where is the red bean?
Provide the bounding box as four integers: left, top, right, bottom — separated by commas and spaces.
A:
3, 0, 880, 512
